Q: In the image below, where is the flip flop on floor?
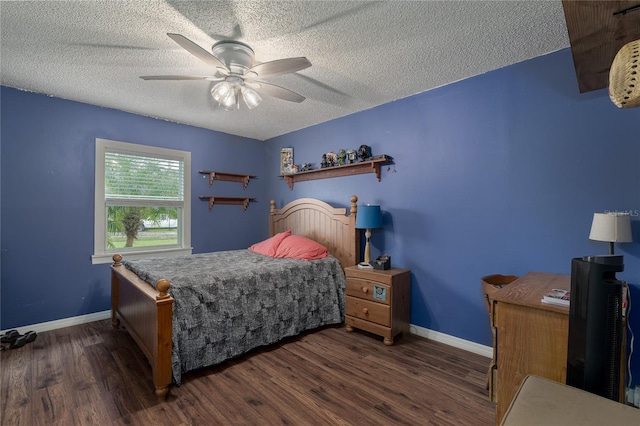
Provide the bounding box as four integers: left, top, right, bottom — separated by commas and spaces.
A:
23, 331, 37, 344
0, 330, 19, 344
10, 334, 27, 349
1, 330, 37, 349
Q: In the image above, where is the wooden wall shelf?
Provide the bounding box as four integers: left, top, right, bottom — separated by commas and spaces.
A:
199, 196, 256, 211
279, 157, 392, 190
198, 170, 256, 189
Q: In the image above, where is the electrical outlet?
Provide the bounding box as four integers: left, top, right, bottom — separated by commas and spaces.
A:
626, 387, 635, 405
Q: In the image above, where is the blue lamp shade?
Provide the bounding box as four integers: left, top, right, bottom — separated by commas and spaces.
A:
356, 205, 383, 229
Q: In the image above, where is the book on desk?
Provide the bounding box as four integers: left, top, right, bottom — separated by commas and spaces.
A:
541, 288, 570, 307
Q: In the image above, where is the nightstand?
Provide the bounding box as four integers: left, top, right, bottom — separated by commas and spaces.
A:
344, 266, 411, 345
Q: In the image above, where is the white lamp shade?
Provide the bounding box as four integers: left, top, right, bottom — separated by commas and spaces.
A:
589, 213, 633, 243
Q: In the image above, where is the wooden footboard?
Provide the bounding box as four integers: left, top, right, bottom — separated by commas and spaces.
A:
111, 254, 173, 397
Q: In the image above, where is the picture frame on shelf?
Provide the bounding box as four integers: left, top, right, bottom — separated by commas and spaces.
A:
280, 147, 294, 174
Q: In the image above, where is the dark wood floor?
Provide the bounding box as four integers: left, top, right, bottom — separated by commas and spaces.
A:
1, 320, 495, 425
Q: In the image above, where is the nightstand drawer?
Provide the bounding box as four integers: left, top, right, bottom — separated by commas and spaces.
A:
346, 296, 390, 327
346, 278, 391, 305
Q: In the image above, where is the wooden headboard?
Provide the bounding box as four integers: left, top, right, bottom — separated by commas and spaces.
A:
269, 196, 359, 269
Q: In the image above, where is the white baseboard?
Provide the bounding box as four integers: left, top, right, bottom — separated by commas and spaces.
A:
410, 323, 493, 359
2, 312, 492, 360
1, 310, 111, 335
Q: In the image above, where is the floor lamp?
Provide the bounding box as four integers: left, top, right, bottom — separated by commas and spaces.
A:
355, 204, 383, 269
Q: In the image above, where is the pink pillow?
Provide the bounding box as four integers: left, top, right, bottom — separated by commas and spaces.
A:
274, 234, 329, 260
248, 230, 291, 257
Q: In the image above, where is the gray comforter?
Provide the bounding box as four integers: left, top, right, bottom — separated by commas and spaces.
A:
125, 250, 346, 384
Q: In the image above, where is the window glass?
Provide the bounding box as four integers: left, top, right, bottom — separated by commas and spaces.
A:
106, 206, 180, 249
93, 139, 191, 264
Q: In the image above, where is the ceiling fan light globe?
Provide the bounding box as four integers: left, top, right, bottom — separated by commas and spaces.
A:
220, 89, 237, 109
241, 87, 262, 109
211, 82, 231, 102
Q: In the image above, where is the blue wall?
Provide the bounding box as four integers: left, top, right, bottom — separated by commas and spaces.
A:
2, 48, 639, 386
1, 87, 266, 328
265, 49, 640, 384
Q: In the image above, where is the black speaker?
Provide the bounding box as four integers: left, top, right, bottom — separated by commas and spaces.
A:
566, 255, 624, 401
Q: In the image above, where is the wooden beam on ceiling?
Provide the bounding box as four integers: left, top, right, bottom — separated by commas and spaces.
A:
562, 0, 640, 93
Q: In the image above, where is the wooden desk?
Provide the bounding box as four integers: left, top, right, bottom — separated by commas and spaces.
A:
490, 271, 626, 425
490, 272, 571, 425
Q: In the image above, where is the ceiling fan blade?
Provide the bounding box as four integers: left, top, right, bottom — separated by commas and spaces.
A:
167, 33, 228, 72
139, 75, 224, 81
246, 57, 311, 79
252, 81, 306, 103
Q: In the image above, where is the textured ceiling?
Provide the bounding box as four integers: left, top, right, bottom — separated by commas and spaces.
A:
0, 0, 570, 141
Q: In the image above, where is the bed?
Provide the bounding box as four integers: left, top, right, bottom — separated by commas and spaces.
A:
110, 196, 359, 397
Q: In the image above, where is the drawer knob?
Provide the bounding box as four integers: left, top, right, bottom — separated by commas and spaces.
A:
362, 308, 369, 314
362, 287, 369, 294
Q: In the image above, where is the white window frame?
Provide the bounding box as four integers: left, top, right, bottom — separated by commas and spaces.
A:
92, 138, 192, 264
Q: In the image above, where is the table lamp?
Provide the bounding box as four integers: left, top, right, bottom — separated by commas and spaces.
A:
589, 212, 632, 255
355, 204, 383, 268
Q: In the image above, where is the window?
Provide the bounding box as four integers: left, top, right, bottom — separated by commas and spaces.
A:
92, 138, 191, 264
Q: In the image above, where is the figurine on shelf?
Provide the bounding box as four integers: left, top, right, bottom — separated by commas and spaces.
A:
300, 163, 314, 171
326, 151, 337, 167
321, 154, 328, 168
337, 149, 347, 165
358, 145, 372, 162
346, 149, 357, 164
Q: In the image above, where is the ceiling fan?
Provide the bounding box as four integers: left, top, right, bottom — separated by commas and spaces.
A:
140, 33, 312, 110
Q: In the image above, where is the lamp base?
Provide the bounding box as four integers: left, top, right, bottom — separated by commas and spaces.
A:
357, 262, 373, 269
